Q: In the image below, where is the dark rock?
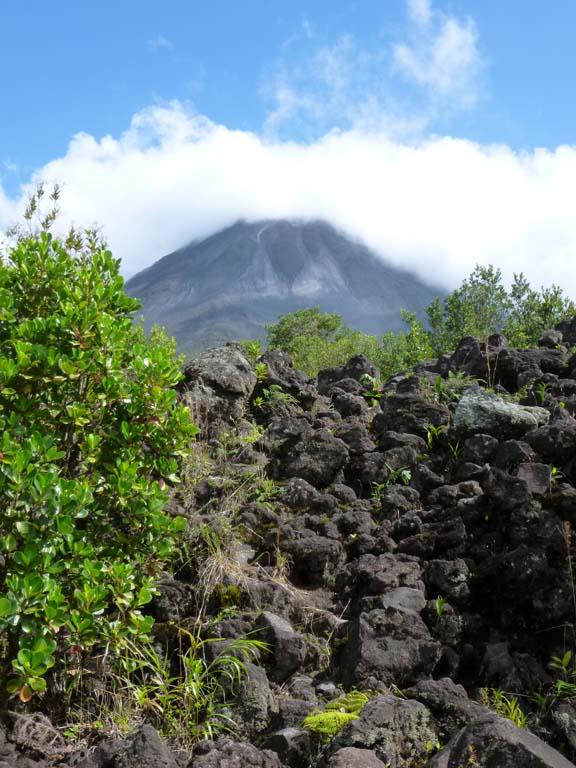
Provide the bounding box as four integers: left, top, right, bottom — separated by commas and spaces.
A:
257, 612, 320, 682
379, 394, 451, 439
406, 678, 487, 741
113, 724, 179, 768
150, 577, 196, 622
525, 419, 576, 464
318, 356, 379, 395
462, 434, 499, 464
430, 713, 575, 767
424, 559, 470, 605
325, 747, 389, 767
258, 350, 310, 395
379, 485, 422, 518
334, 419, 377, 454
236, 662, 278, 736
340, 600, 441, 688
271, 429, 349, 487
539, 330, 564, 348
191, 739, 283, 767
374, 429, 427, 454
329, 695, 437, 767
260, 728, 311, 768
494, 439, 538, 470
515, 462, 552, 498
179, 345, 257, 438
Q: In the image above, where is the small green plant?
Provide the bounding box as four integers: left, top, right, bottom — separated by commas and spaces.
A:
254, 362, 268, 382
360, 373, 382, 406
240, 339, 263, 364
302, 690, 371, 741
387, 464, 412, 486
535, 381, 550, 404
435, 595, 447, 621
479, 688, 527, 729
100, 628, 268, 747
448, 441, 463, 459
426, 424, 446, 449
550, 465, 564, 482
251, 478, 280, 508
255, 384, 298, 410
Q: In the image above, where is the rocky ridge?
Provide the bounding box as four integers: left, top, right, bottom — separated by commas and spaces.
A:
5, 319, 576, 766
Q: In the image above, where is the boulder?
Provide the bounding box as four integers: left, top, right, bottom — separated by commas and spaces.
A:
179, 344, 257, 437
429, 713, 576, 767
453, 386, 549, 439
330, 695, 437, 767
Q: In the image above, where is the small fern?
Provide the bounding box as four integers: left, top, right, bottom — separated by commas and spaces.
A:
302, 690, 371, 741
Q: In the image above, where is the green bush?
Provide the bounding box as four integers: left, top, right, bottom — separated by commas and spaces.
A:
0, 194, 198, 701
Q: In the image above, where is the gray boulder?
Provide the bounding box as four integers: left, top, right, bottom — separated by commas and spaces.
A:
330, 695, 437, 767
453, 386, 549, 439
429, 713, 576, 767
179, 344, 257, 437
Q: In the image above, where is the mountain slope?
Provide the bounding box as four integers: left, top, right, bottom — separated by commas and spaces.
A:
126, 219, 442, 354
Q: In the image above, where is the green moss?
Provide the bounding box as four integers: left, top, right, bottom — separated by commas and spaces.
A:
302, 690, 371, 741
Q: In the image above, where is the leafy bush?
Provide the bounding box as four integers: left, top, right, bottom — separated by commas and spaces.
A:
0, 193, 198, 700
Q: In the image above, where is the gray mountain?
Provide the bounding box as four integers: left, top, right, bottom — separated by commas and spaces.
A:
125, 219, 442, 354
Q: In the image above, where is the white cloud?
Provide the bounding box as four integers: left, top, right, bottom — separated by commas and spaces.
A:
264, 1, 481, 140
407, 0, 432, 29
2, 101, 576, 303
394, 2, 481, 108
147, 35, 174, 52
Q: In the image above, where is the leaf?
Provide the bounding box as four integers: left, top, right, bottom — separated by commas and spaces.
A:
19, 684, 34, 702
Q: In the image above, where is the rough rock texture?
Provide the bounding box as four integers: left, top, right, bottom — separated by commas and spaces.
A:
330, 695, 437, 767
453, 386, 549, 438
178, 344, 257, 437
430, 714, 576, 767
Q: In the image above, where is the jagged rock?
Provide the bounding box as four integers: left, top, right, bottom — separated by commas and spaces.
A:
429, 713, 576, 767
336, 553, 424, 603
462, 433, 499, 463
525, 418, 576, 464
261, 728, 311, 768
150, 576, 196, 622
329, 695, 437, 767
424, 559, 470, 605
453, 386, 549, 439
270, 428, 349, 487
191, 739, 283, 767
379, 394, 451, 439
406, 678, 487, 741
334, 419, 377, 454
112, 725, 179, 768
515, 462, 552, 498
539, 329, 564, 348
379, 485, 422, 518
257, 611, 321, 682
257, 349, 311, 395
374, 429, 427, 454
236, 662, 278, 736
340, 594, 441, 688
318, 356, 379, 395
494, 439, 538, 470
178, 344, 257, 437
324, 747, 389, 767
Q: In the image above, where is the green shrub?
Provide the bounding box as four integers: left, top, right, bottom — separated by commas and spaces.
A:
0, 192, 198, 701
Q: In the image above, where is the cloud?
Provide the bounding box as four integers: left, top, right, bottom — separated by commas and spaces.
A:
264, 0, 481, 140
147, 35, 174, 52
407, 0, 432, 29
2, 100, 576, 304
393, 1, 481, 108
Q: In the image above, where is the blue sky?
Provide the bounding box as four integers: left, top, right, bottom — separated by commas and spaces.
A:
1, 0, 576, 291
